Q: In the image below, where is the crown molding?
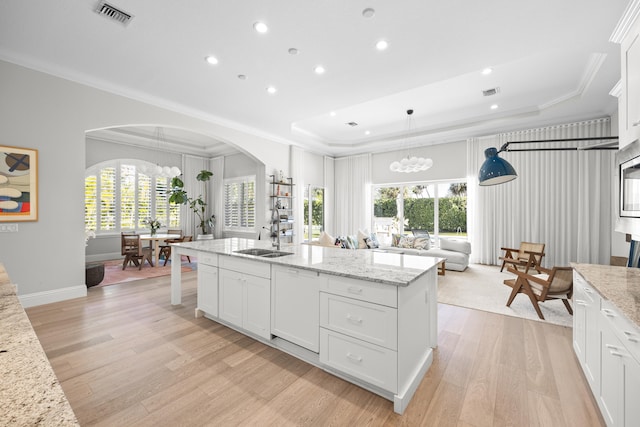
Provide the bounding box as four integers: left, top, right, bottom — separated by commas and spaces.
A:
610, 0, 640, 43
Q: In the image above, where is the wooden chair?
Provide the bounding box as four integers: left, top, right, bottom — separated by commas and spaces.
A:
159, 235, 192, 266
499, 242, 545, 273
503, 265, 573, 320
121, 233, 154, 270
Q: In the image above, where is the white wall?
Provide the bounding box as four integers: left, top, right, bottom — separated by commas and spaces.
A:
223, 152, 259, 179
371, 141, 467, 184
0, 59, 289, 305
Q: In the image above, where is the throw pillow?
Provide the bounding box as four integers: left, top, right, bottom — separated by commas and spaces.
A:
399, 236, 415, 249
413, 236, 430, 250
369, 232, 380, 248
357, 229, 370, 249
318, 231, 335, 247
347, 235, 358, 249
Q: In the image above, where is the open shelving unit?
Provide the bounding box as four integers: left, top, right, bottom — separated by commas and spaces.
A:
270, 175, 294, 245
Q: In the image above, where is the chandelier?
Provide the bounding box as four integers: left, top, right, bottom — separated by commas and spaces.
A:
139, 127, 181, 178
389, 109, 433, 173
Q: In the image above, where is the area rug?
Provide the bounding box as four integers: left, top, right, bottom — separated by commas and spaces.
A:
95, 258, 197, 287
438, 264, 573, 328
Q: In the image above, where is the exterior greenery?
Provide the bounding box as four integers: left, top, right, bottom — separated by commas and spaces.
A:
373, 183, 467, 234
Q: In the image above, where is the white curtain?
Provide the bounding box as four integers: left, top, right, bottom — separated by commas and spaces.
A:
182, 155, 210, 238
324, 156, 335, 236
334, 154, 372, 235
290, 146, 304, 244
210, 156, 224, 239
467, 118, 614, 268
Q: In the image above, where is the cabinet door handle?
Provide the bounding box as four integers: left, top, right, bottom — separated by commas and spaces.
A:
624, 331, 639, 342
602, 309, 616, 318
633, 120, 640, 127
346, 352, 363, 363
583, 287, 593, 294
286, 269, 299, 274
575, 300, 587, 306
347, 286, 363, 294
605, 344, 625, 357
346, 314, 363, 324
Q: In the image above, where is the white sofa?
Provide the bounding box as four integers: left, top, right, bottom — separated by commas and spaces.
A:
379, 238, 471, 272
308, 231, 471, 272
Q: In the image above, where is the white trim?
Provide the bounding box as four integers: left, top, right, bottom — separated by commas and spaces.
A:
610, 0, 640, 43
18, 285, 87, 308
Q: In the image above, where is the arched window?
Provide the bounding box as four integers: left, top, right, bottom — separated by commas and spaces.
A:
85, 159, 180, 233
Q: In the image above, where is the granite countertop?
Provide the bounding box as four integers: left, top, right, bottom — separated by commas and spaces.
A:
572, 263, 640, 327
0, 263, 79, 426
173, 238, 443, 286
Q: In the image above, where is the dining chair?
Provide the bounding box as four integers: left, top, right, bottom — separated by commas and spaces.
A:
503, 265, 573, 320
121, 233, 154, 270
159, 235, 192, 266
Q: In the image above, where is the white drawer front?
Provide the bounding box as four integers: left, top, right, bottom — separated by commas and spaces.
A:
322, 275, 397, 308
219, 255, 271, 279
199, 253, 218, 267
320, 328, 397, 393
320, 292, 397, 350
601, 300, 640, 364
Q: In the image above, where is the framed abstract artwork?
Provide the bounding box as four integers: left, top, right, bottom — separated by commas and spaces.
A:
0, 145, 38, 222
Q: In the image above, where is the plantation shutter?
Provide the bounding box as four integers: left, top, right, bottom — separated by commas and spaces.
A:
84, 175, 98, 230
224, 176, 256, 229
100, 167, 116, 230
120, 164, 137, 229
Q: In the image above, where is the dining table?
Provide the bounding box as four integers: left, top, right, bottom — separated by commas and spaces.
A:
139, 233, 181, 267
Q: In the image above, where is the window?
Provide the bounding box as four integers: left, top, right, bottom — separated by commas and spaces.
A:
372, 180, 467, 244
84, 160, 180, 233
223, 176, 256, 231
303, 185, 325, 241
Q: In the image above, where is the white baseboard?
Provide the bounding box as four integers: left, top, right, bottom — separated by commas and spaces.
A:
18, 285, 87, 308
86, 252, 120, 263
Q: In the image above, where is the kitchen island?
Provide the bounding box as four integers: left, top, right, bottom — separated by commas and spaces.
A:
170, 238, 442, 414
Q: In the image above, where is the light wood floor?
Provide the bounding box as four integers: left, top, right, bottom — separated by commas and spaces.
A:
26, 273, 605, 426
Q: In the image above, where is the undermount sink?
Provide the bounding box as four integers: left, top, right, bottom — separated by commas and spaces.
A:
233, 248, 293, 258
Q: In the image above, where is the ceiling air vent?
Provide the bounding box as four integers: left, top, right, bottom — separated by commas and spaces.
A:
482, 87, 500, 97
346, 122, 358, 127
96, 1, 133, 25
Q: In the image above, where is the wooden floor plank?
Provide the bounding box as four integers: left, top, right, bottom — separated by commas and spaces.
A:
24, 274, 605, 426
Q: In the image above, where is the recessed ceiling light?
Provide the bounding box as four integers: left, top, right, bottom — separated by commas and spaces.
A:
490, 104, 498, 110
237, 74, 247, 80
266, 86, 277, 94
253, 21, 268, 33
329, 111, 336, 117
365, 130, 371, 135
288, 48, 299, 55
362, 8, 375, 18
205, 56, 218, 65
482, 67, 493, 75
376, 40, 389, 51
314, 65, 326, 75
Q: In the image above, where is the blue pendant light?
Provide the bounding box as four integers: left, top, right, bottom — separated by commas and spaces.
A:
478, 147, 517, 186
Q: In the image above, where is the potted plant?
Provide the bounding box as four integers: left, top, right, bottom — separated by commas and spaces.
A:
169, 169, 215, 236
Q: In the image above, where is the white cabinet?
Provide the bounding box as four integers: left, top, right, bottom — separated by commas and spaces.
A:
599, 301, 640, 427
616, 5, 640, 148
197, 253, 218, 318
198, 264, 218, 317
573, 272, 601, 390
574, 270, 640, 427
218, 256, 271, 340
271, 265, 324, 352
319, 276, 399, 393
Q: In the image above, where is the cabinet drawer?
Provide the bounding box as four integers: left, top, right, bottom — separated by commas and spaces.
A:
322, 275, 397, 308
220, 255, 271, 279
199, 253, 218, 267
601, 300, 640, 364
320, 292, 397, 350
320, 328, 397, 393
